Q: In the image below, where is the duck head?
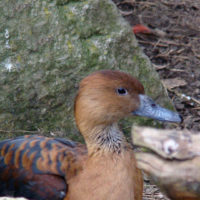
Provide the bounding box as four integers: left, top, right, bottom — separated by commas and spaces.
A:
74, 70, 181, 147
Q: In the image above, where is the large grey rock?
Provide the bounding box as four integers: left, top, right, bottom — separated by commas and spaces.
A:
0, 0, 174, 140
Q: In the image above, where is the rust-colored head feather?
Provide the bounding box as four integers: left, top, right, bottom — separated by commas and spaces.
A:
74, 70, 144, 136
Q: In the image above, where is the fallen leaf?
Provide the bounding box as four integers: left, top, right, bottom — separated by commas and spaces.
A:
162, 78, 187, 89
133, 24, 151, 34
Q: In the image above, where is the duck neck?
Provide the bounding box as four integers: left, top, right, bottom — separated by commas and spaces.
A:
82, 123, 127, 156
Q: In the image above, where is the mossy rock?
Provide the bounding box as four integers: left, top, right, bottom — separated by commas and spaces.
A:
0, 0, 173, 140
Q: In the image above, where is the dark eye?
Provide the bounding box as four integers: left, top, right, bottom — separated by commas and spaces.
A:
116, 88, 128, 95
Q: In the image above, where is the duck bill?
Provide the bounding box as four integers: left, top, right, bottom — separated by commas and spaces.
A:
132, 95, 182, 123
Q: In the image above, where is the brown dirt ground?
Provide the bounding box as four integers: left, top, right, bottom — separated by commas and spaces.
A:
112, 0, 200, 199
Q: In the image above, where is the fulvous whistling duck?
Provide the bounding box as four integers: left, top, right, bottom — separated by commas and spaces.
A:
0, 70, 181, 200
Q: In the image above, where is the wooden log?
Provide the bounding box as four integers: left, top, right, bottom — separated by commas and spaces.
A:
132, 126, 200, 200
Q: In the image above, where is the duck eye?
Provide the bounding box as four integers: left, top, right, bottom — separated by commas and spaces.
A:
117, 88, 128, 95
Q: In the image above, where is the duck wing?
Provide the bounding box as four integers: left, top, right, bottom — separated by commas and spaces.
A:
0, 135, 87, 200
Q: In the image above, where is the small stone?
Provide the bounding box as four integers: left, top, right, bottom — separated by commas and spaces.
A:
194, 88, 200, 94
176, 103, 185, 110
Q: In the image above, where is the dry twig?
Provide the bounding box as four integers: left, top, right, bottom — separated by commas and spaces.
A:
168, 88, 200, 106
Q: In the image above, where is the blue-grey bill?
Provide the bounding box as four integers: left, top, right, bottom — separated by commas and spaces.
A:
133, 95, 182, 123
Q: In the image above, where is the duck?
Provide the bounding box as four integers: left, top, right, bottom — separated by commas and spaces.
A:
0, 70, 181, 200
